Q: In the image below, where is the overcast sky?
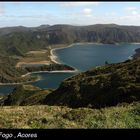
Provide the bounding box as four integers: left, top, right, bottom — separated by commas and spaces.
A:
0, 2, 140, 27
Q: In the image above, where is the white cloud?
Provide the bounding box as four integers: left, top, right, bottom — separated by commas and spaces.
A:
132, 11, 138, 15
82, 8, 93, 17
65, 10, 140, 26
0, 4, 5, 15
64, 8, 93, 19
124, 6, 139, 16
125, 7, 137, 11
60, 2, 99, 7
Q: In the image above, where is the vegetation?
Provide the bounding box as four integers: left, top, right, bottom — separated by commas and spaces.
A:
0, 24, 140, 128
3, 84, 52, 106
0, 56, 35, 83
0, 54, 74, 84
0, 24, 140, 57
44, 58, 140, 108
0, 24, 140, 84
0, 102, 140, 128
24, 64, 75, 72
0, 58, 140, 128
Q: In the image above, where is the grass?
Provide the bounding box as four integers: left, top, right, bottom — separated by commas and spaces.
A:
16, 49, 52, 67
50, 44, 69, 49
0, 102, 140, 128
3, 84, 51, 106
16, 44, 69, 68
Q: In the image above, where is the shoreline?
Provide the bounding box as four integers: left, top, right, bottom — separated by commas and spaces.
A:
0, 76, 41, 86
0, 44, 79, 86
50, 43, 79, 72
49, 42, 106, 64
128, 48, 138, 60
130, 42, 140, 44
132, 48, 140, 59
1, 42, 140, 86
17, 42, 140, 68
21, 69, 79, 77
50, 43, 76, 64
0, 69, 79, 86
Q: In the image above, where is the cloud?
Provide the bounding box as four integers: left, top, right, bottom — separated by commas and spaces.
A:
60, 2, 99, 7
64, 8, 93, 19
132, 11, 138, 15
125, 7, 137, 11
124, 6, 139, 16
0, 4, 5, 15
82, 8, 93, 17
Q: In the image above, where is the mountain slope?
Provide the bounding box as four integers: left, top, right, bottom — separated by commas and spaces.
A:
46, 24, 140, 44
3, 85, 50, 106
0, 56, 34, 83
44, 58, 140, 108
0, 24, 140, 56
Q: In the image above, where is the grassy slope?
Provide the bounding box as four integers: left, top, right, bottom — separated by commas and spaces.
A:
0, 56, 34, 83
0, 102, 140, 128
0, 58, 140, 128
45, 58, 140, 108
3, 85, 51, 106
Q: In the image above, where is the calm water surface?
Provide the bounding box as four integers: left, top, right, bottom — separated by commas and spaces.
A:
56, 43, 140, 71
0, 43, 140, 94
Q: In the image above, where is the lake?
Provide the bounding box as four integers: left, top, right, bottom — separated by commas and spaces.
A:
0, 43, 140, 94
55, 43, 140, 71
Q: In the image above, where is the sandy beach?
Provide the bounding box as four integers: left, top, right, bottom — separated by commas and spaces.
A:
50, 49, 60, 64
50, 43, 75, 64
21, 69, 79, 78
16, 44, 75, 67
49, 42, 104, 65
16, 42, 103, 67
1, 44, 79, 86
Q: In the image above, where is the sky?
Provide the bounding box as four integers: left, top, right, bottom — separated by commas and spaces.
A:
0, 2, 140, 27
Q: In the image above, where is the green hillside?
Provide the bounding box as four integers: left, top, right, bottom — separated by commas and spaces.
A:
0, 24, 140, 56
0, 58, 140, 128
0, 24, 140, 128
3, 85, 51, 106
45, 58, 140, 108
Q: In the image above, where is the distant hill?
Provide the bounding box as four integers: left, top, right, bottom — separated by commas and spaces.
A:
1, 24, 140, 129
0, 24, 140, 56
43, 24, 140, 44
44, 58, 140, 108
0, 24, 140, 84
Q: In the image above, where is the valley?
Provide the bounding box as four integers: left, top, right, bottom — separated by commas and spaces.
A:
0, 24, 140, 128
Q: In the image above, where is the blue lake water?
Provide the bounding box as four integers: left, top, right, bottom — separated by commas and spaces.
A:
55, 43, 140, 71
32, 72, 77, 90
0, 43, 140, 94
